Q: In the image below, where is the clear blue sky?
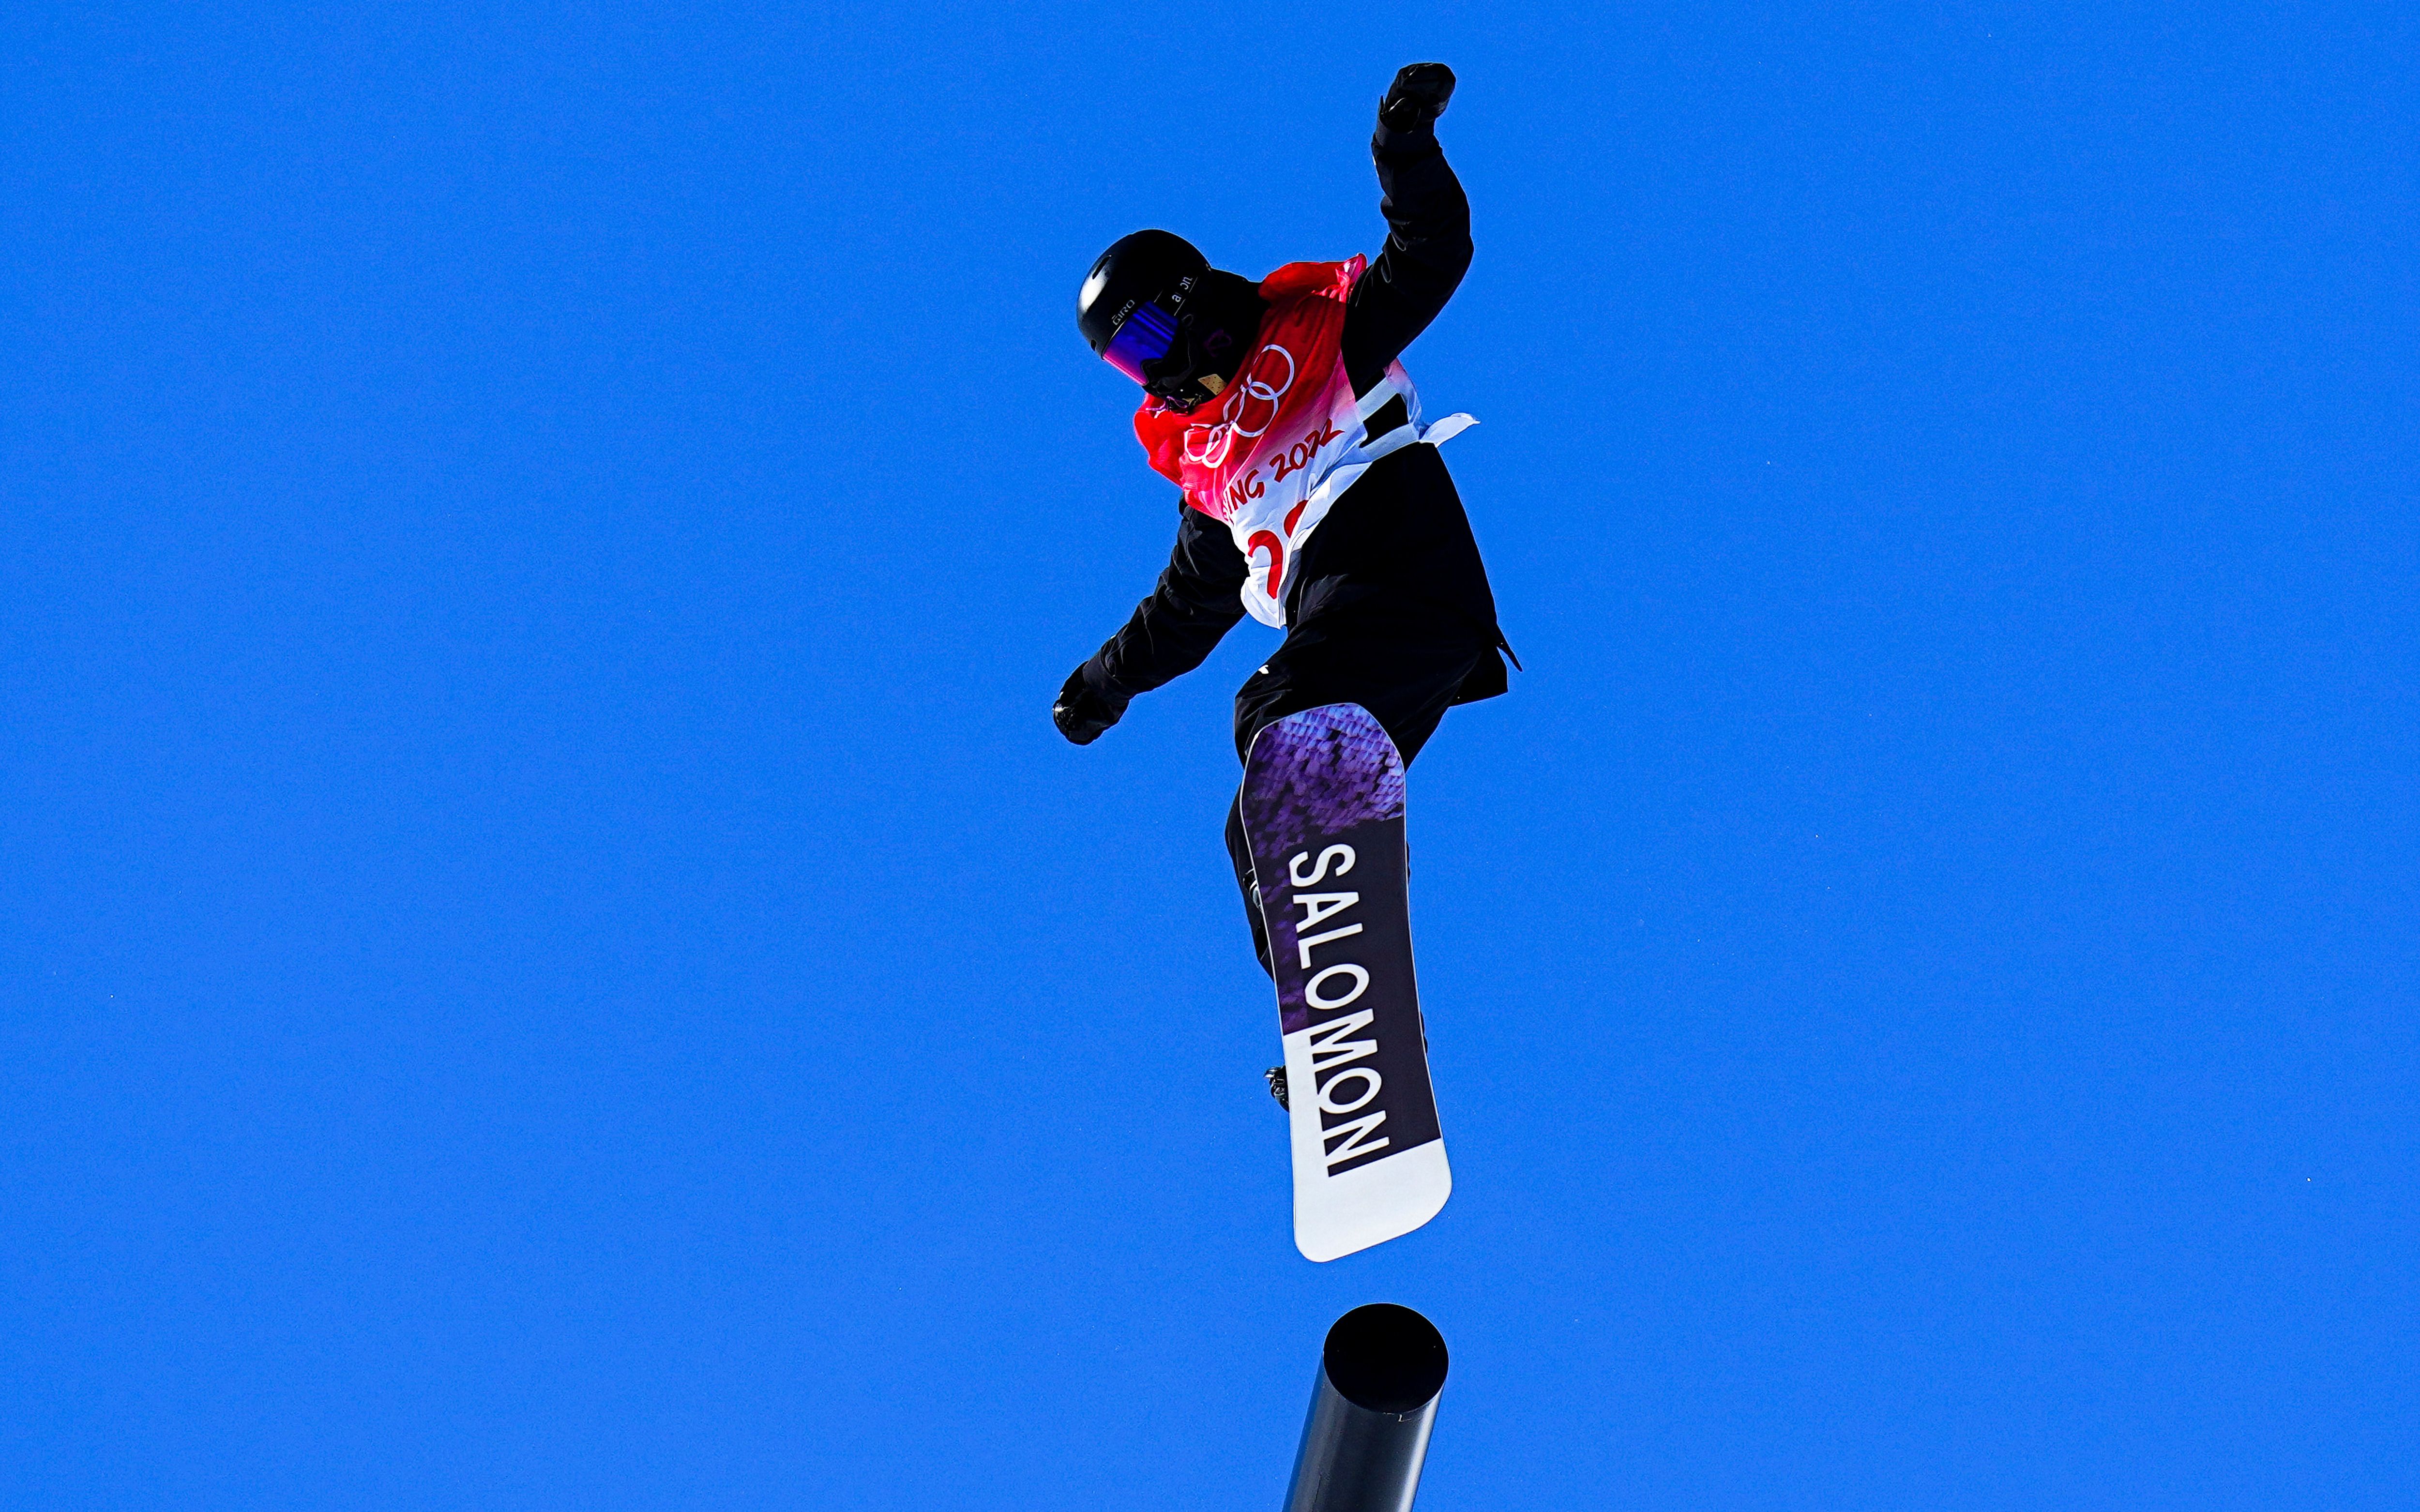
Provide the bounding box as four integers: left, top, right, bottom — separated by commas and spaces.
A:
4, 3, 2414, 1508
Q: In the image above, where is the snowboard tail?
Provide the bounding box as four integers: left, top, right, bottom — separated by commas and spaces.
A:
1239, 704, 1449, 1262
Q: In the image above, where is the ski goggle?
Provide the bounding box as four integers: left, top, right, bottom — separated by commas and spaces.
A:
1101, 300, 1180, 385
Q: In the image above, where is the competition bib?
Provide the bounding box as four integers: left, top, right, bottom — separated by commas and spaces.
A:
1134, 258, 1473, 627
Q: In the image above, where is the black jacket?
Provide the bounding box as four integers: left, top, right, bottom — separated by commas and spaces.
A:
1079, 120, 1507, 710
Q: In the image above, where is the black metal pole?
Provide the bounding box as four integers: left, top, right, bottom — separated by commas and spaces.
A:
1282, 1303, 1449, 1512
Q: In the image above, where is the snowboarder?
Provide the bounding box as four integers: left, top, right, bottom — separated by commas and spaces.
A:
1054, 62, 1512, 988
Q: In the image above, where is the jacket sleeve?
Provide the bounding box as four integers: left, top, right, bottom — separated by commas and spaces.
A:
1340, 119, 1474, 394
1082, 503, 1250, 700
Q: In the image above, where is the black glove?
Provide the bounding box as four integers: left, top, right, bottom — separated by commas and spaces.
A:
1053, 666, 1127, 746
1379, 62, 1456, 133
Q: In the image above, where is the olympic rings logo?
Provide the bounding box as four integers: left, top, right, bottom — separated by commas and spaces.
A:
1181, 421, 1233, 470
1181, 343, 1299, 470
1227, 345, 1296, 438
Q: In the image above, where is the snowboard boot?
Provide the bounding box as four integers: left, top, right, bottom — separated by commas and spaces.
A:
1266, 1065, 1289, 1109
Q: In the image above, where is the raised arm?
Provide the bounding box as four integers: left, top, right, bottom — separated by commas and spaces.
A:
1054, 506, 1249, 744
1341, 64, 1474, 395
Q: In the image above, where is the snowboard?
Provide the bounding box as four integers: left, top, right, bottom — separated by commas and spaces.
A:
1239, 703, 1450, 1262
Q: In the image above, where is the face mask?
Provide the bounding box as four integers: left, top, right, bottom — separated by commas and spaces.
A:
1137, 317, 1235, 414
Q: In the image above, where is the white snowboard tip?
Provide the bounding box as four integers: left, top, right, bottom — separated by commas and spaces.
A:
1292, 1139, 1452, 1263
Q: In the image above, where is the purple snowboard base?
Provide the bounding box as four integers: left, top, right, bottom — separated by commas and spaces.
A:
1239, 703, 1449, 1262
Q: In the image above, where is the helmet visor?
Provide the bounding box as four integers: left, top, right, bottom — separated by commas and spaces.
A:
1100, 301, 1180, 385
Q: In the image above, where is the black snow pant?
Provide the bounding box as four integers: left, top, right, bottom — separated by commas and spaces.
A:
1222, 602, 1499, 978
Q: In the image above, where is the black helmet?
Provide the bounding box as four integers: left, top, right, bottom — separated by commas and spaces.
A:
1076, 229, 1209, 357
